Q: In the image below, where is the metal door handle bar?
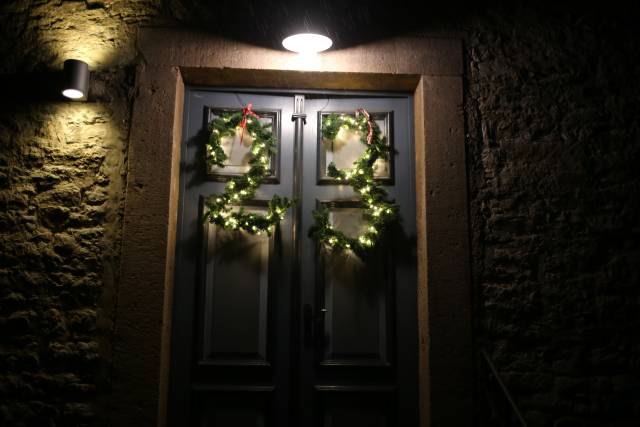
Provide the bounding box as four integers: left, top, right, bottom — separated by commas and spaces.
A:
303, 304, 326, 347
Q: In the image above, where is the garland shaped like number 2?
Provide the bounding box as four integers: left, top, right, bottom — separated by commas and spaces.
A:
204, 104, 292, 235
309, 109, 398, 255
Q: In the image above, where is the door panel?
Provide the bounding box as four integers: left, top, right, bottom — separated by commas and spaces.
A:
171, 91, 294, 426
194, 389, 273, 427
171, 90, 416, 426
200, 205, 273, 366
317, 111, 394, 184
316, 205, 393, 367
316, 387, 396, 427
319, 254, 392, 367
300, 96, 416, 426
205, 108, 281, 182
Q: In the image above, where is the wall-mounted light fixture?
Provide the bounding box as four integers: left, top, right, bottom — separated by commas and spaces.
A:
61, 59, 89, 100
282, 33, 332, 55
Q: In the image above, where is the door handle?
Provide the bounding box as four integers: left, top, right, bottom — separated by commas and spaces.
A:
303, 304, 313, 346
303, 304, 327, 348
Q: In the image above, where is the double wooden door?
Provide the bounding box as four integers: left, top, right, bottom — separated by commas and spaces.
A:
170, 89, 417, 426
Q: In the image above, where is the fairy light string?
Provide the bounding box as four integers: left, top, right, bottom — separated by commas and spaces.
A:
204, 106, 292, 235
309, 109, 398, 254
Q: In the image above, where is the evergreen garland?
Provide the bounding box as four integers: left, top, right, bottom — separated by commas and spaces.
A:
204, 107, 292, 235
309, 110, 398, 255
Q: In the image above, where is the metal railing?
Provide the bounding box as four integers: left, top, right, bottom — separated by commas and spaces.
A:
480, 350, 529, 427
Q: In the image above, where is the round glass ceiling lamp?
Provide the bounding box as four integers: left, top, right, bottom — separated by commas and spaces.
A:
282, 33, 333, 54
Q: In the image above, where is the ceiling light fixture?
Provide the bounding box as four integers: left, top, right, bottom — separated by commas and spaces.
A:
282, 33, 332, 54
62, 59, 89, 100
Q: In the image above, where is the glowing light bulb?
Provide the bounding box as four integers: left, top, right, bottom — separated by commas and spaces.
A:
62, 89, 84, 99
282, 33, 332, 54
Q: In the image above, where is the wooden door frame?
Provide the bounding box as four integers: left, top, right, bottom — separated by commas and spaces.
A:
112, 28, 472, 427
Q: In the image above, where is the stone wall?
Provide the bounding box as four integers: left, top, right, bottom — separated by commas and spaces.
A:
0, 2, 158, 426
0, 2, 638, 426
466, 9, 640, 427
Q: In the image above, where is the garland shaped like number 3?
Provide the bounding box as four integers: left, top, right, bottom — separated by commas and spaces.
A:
309, 109, 399, 255
204, 104, 292, 235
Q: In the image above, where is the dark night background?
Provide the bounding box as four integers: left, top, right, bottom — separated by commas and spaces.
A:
0, 1, 639, 426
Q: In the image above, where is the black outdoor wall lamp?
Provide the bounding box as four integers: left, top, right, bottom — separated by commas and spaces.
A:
61, 59, 89, 101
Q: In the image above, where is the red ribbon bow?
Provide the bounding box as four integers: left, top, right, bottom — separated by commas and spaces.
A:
356, 108, 373, 145
239, 103, 261, 144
